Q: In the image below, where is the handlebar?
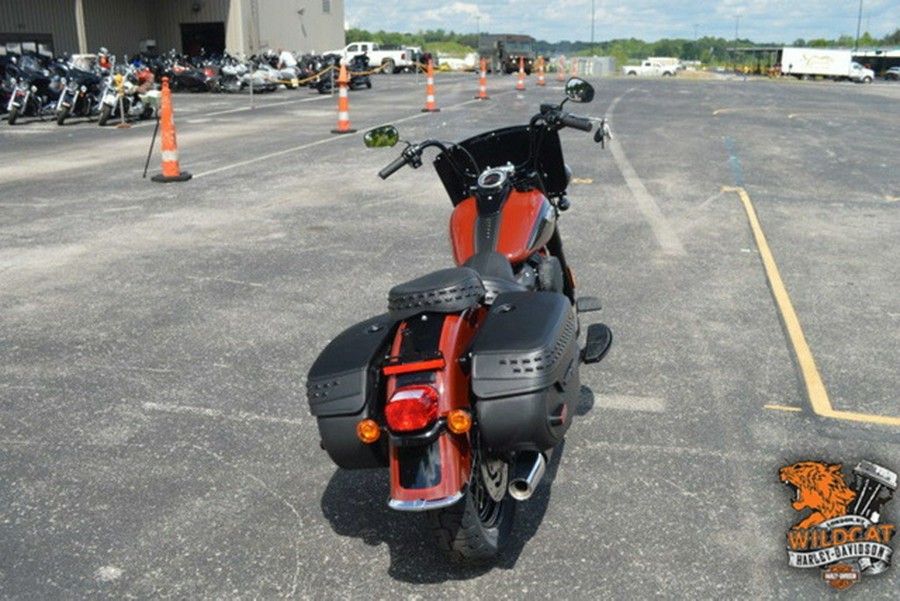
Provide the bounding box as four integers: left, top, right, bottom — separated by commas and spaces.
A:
379, 155, 408, 179
560, 114, 593, 132
375, 108, 600, 181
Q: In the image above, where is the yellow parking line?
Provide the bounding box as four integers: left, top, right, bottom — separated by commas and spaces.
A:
764, 405, 803, 412
724, 186, 900, 427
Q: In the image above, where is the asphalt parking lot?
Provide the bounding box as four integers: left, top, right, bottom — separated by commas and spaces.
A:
1, 72, 899, 598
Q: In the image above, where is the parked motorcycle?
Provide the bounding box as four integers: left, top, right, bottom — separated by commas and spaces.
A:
307, 78, 613, 563
97, 66, 158, 126
310, 54, 340, 94
346, 53, 372, 90
313, 53, 371, 94
5, 55, 59, 125
55, 65, 102, 125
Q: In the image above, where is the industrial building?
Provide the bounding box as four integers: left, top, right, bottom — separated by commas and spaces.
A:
0, 0, 345, 59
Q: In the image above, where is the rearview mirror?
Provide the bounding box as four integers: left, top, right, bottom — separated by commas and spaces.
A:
364, 125, 399, 148
565, 78, 594, 103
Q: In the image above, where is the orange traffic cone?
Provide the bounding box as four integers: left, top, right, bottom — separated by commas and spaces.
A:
537, 57, 546, 86
516, 57, 526, 91
475, 57, 489, 100
570, 58, 578, 78
557, 57, 565, 82
152, 77, 192, 183
422, 59, 439, 112
331, 64, 356, 134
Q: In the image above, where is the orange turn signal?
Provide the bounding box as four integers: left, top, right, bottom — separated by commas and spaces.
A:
446, 409, 472, 434
356, 419, 381, 443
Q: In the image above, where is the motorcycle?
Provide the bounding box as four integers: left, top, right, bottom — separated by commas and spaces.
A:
306, 78, 613, 563
97, 66, 158, 126
345, 53, 373, 90
5, 56, 59, 125
312, 53, 372, 94
164, 55, 214, 93
55, 65, 102, 125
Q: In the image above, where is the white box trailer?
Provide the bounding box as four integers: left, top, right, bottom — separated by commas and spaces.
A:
780, 47, 874, 83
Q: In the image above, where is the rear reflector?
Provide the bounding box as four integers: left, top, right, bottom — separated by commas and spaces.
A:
385, 386, 439, 432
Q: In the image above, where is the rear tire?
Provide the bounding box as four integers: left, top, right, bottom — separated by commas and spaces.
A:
428, 444, 515, 564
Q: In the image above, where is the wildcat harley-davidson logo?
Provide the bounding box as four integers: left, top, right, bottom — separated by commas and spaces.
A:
779, 460, 897, 590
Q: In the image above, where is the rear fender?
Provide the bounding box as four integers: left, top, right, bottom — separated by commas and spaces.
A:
386, 310, 484, 510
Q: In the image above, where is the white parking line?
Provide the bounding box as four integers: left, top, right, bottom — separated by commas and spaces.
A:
192, 92, 511, 180
606, 93, 686, 257
205, 94, 330, 117
143, 401, 304, 426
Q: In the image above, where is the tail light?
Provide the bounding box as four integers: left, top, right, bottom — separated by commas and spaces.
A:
385, 385, 439, 432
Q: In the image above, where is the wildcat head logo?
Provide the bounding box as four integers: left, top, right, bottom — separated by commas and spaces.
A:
779, 460, 896, 590
780, 462, 856, 530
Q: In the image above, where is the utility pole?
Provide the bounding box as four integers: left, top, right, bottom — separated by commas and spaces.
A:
855, 0, 863, 51
734, 15, 741, 73
591, 0, 596, 57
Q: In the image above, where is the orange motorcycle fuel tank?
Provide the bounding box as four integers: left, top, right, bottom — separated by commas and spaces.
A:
449, 185, 557, 267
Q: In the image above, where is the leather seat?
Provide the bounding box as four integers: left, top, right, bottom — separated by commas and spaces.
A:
464, 252, 528, 304
388, 267, 485, 322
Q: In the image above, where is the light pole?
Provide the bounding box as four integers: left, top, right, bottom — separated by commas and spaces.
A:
733, 15, 741, 72
591, 0, 596, 57
855, 0, 863, 51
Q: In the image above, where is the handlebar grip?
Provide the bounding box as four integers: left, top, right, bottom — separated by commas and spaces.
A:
378, 155, 408, 179
561, 114, 593, 132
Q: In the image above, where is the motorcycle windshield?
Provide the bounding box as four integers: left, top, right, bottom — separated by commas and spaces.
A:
433, 125, 567, 206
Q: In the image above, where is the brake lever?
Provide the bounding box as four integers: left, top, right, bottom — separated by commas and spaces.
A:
592, 118, 612, 148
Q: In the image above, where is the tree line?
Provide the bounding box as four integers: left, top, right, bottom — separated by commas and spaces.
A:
347, 27, 900, 64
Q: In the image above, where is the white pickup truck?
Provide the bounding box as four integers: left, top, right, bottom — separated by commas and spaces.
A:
623, 60, 678, 77
326, 42, 415, 73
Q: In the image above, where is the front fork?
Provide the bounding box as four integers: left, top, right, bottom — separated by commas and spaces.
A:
57, 88, 73, 111
101, 88, 118, 110
8, 87, 28, 112
385, 310, 484, 511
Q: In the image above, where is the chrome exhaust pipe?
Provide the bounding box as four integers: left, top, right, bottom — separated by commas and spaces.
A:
508, 451, 547, 501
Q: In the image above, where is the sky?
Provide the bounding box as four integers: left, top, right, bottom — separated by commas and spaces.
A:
343, 0, 900, 45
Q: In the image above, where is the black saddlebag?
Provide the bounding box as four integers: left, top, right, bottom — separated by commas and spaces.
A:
306, 314, 396, 469
469, 291, 580, 454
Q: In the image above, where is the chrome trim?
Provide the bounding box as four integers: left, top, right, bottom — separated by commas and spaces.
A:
508, 452, 547, 501
388, 491, 464, 512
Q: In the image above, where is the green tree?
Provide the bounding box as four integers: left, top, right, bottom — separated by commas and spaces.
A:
881, 29, 900, 44
652, 38, 683, 58
835, 35, 855, 47
345, 28, 371, 43
857, 32, 876, 47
